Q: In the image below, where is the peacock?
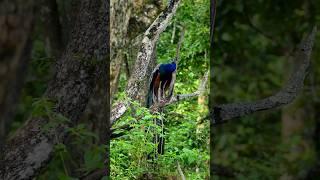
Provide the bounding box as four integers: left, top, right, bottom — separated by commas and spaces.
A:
146, 25, 184, 156
146, 59, 177, 155
146, 60, 177, 108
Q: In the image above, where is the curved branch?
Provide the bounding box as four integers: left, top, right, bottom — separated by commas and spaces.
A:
211, 27, 317, 124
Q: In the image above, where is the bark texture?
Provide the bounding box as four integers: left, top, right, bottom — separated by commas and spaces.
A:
0, 0, 34, 150
0, 0, 109, 179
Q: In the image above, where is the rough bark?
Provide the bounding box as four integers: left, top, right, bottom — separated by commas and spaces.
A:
39, 0, 63, 58
0, 0, 35, 150
210, 27, 316, 125
0, 0, 109, 179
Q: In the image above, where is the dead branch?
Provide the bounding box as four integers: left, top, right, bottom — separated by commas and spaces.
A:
211, 27, 317, 124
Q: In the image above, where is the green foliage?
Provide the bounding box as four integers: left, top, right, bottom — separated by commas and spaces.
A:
111, 101, 162, 178
111, 97, 209, 179
83, 145, 105, 173
30, 98, 105, 180
38, 121, 106, 179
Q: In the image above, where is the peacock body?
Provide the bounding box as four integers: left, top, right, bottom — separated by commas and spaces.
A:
146, 61, 177, 108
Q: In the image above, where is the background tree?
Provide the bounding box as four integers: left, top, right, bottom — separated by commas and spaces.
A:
0, 0, 109, 179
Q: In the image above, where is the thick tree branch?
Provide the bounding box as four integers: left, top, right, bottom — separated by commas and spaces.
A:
211, 27, 317, 124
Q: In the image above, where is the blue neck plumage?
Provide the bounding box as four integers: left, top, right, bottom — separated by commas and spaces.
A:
160, 62, 176, 74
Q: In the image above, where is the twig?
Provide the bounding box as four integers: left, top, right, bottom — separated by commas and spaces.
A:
171, 21, 176, 44
170, 71, 209, 104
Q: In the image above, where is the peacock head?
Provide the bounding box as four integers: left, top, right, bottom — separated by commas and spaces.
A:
171, 61, 176, 71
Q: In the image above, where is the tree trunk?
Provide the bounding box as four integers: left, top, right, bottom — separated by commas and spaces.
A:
0, 0, 109, 179
0, 0, 35, 150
